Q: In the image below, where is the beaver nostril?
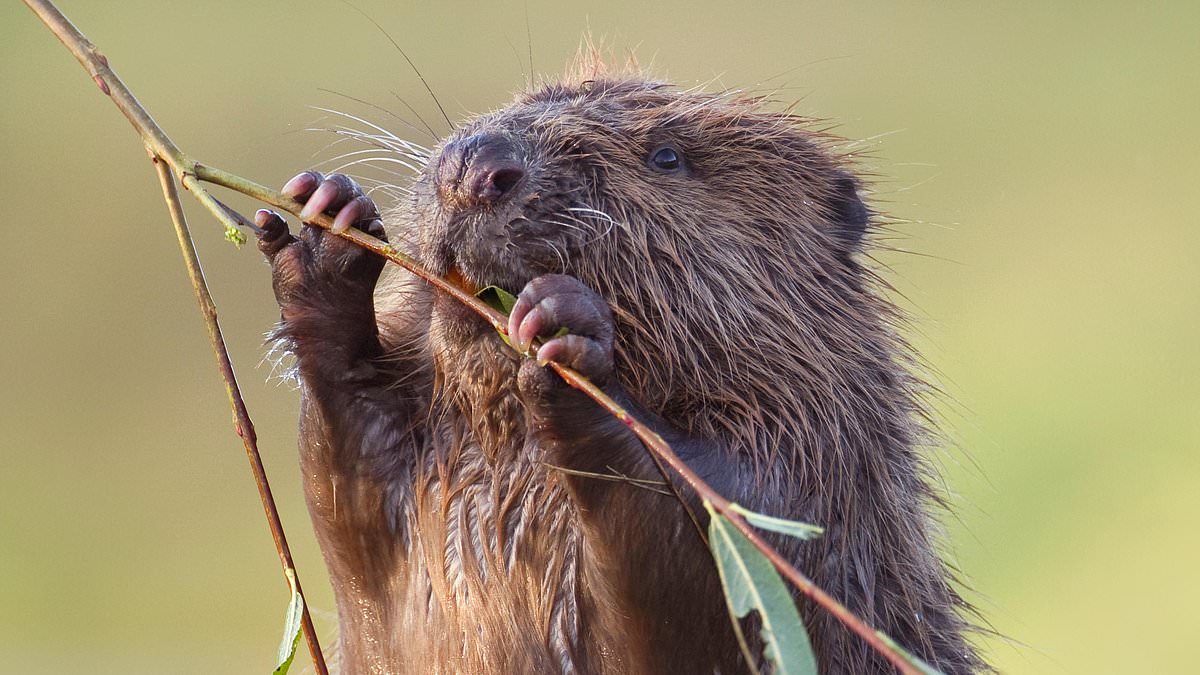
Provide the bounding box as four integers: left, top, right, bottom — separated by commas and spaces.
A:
490, 166, 525, 196
472, 162, 525, 204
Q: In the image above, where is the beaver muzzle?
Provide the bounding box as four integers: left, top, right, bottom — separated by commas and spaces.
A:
436, 132, 527, 211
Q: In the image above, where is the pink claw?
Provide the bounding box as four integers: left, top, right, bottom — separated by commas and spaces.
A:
508, 297, 532, 348
535, 339, 565, 366
516, 307, 544, 353
299, 180, 337, 222
281, 172, 317, 199
331, 199, 361, 234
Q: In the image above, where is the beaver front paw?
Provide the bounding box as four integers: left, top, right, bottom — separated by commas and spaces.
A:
255, 172, 387, 314
509, 274, 616, 404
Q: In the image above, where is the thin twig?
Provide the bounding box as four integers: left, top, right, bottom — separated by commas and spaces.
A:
191, 163, 505, 333
23, 1, 919, 671
22, 2, 328, 672
150, 154, 327, 675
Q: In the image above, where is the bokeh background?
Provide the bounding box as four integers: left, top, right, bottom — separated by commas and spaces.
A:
2, 1, 1197, 673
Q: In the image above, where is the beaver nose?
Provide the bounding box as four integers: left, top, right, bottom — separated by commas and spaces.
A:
469, 160, 525, 204
437, 133, 526, 208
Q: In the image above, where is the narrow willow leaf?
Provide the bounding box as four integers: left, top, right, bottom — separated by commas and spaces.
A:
476, 285, 519, 315
706, 501, 818, 675
730, 503, 824, 540
476, 285, 571, 350
474, 286, 519, 348
273, 570, 304, 675
875, 630, 947, 675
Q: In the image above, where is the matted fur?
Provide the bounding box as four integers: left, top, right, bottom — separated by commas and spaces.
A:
272, 50, 984, 674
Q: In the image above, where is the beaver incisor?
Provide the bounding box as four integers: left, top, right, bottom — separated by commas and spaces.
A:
254, 55, 983, 674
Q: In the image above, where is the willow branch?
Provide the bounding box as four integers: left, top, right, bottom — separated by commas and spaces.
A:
24, 0, 918, 671
192, 163, 504, 329
22, 1, 328, 672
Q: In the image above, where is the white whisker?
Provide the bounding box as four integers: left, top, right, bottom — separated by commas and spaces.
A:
330, 156, 423, 176
310, 106, 407, 145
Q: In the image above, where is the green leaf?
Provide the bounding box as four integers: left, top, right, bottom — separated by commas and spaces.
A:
875, 630, 947, 675
272, 570, 304, 675
475, 285, 571, 352
730, 503, 824, 540
224, 223, 247, 248
706, 502, 818, 675
475, 285, 519, 315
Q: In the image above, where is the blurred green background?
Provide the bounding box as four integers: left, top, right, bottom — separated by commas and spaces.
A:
2, 1, 1197, 673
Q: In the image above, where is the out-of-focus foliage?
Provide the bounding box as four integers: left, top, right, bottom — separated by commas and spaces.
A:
1, 1, 1196, 673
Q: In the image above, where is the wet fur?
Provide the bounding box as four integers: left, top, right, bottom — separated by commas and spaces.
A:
268, 53, 984, 674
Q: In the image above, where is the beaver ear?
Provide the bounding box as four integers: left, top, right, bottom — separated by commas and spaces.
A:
829, 172, 869, 251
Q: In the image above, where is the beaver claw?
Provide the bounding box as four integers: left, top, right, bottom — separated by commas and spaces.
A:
255, 172, 386, 312
511, 274, 616, 402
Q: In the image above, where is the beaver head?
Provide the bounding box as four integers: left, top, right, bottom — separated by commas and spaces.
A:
402, 59, 887, 477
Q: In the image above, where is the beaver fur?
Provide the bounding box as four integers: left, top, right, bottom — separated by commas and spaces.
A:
255, 54, 984, 674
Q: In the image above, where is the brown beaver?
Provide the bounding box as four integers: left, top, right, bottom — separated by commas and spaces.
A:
253, 54, 984, 674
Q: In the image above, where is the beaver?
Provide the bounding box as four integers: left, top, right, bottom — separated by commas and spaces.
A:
253, 54, 984, 674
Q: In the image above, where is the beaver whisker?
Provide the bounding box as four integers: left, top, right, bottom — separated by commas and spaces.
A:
364, 184, 413, 200
561, 216, 612, 247
323, 147, 427, 169
309, 132, 367, 161
331, 155, 424, 176
565, 206, 617, 225
316, 87, 438, 142
532, 238, 569, 272
363, 139, 431, 163
326, 157, 420, 178
326, 163, 413, 189
323, 128, 431, 162
310, 106, 433, 154
541, 218, 587, 235
352, 172, 410, 188
565, 206, 618, 243
313, 130, 431, 170
311, 123, 431, 159
351, 174, 413, 192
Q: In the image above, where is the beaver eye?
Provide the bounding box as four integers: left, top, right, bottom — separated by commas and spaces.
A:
648, 145, 684, 173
